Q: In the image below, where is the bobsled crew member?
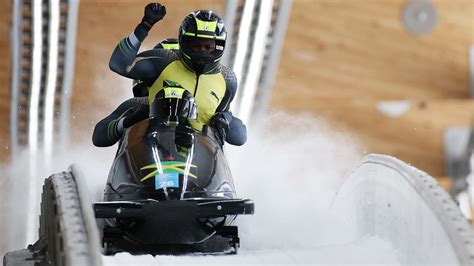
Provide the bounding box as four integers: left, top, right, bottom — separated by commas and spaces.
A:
154, 37, 180, 50
132, 38, 179, 97
93, 3, 247, 147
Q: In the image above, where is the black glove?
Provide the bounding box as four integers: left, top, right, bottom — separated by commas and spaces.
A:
141, 3, 166, 30
210, 112, 232, 146
123, 104, 150, 128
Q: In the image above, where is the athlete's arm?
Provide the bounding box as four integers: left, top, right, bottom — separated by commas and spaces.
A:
215, 66, 247, 146
92, 98, 148, 147
109, 3, 167, 80
226, 116, 247, 146
108, 33, 155, 79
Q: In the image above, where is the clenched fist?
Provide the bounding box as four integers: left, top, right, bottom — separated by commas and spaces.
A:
141, 3, 166, 29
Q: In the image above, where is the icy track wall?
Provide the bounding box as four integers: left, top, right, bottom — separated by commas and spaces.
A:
332, 154, 474, 265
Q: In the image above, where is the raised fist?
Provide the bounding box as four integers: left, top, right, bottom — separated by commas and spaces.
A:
142, 3, 166, 29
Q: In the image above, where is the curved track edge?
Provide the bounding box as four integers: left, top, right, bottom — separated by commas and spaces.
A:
3, 167, 102, 266
333, 153, 474, 265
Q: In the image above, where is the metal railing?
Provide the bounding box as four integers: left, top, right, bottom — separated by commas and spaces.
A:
9, 0, 80, 246
10, 0, 79, 158
223, 0, 292, 124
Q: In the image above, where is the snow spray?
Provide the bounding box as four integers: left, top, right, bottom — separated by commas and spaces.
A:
227, 111, 363, 250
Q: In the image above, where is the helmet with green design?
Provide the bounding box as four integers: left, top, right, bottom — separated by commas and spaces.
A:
154, 38, 180, 50
150, 85, 198, 125
178, 10, 226, 74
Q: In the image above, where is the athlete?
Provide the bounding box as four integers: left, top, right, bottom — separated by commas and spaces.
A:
132, 38, 179, 97
93, 3, 246, 147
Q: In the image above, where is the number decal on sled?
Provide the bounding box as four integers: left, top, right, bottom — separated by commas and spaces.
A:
155, 173, 179, 190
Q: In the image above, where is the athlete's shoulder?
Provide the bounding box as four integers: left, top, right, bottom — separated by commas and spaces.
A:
128, 96, 149, 105
137, 48, 179, 60
218, 64, 237, 90
218, 64, 236, 82
136, 49, 180, 62
119, 97, 149, 108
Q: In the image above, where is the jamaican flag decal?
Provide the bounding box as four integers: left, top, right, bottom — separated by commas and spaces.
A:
140, 161, 198, 182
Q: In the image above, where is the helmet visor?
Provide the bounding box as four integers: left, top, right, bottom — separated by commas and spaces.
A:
185, 37, 216, 53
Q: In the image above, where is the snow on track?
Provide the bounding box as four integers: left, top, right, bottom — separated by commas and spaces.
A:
6, 112, 473, 265
102, 237, 400, 265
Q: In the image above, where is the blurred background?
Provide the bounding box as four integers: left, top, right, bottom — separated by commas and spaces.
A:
0, 0, 473, 256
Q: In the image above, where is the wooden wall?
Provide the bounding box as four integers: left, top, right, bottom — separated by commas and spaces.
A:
270, 0, 474, 178
1, 0, 473, 179
0, 0, 10, 256
0, 0, 11, 162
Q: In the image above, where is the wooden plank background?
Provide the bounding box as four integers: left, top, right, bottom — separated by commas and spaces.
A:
0, 0, 11, 162
270, 0, 474, 178
0, 0, 473, 181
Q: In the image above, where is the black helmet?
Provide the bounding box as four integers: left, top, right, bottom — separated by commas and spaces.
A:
178, 10, 226, 74
150, 86, 198, 125
154, 38, 180, 50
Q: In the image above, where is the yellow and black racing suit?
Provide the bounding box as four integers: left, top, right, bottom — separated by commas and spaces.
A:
92, 31, 246, 147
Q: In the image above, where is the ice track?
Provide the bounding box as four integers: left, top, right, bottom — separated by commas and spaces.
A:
102, 154, 474, 265
4, 153, 474, 265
